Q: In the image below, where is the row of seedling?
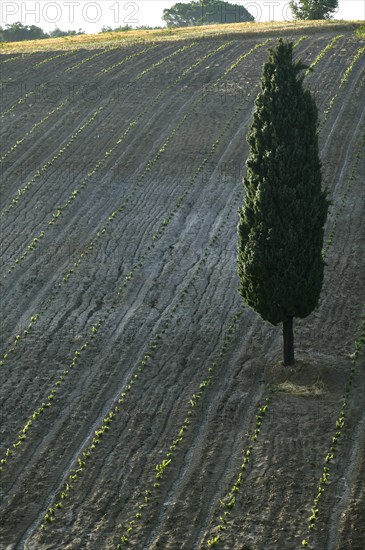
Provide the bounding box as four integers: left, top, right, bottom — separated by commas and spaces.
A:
321, 44, 365, 126
64, 43, 141, 73
2, 41, 199, 275
218, 39, 270, 78
0, 50, 76, 85
304, 34, 343, 77
3, 104, 104, 214
206, 399, 271, 547
97, 43, 161, 75
0, 40, 232, 368
39, 193, 241, 529
293, 35, 309, 49
4, 35, 264, 264
33, 50, 77, 69
0, 40, 231, 375
0, 44, 156, 162
323, 131, 365, 257
1, 37, 251, 284
0, 98, 245, 470
2, 42, 168, 215
0, 54, 24, 64
0, 51, 79, 116
0, 98, 70, 164
300, 310, 365, 548
1, 42, 267, 477
115, 310, 245, 548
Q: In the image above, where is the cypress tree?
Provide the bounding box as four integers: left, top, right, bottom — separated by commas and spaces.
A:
237, 40, 328, 366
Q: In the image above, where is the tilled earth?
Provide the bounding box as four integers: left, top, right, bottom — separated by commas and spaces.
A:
0, 28, 364, 550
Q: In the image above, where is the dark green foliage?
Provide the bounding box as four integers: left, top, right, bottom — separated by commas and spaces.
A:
0, 22, 48, 42
99, 25, 133, 33
49, 27, 85, 38
162, 0, 254, 28
290, 0, 339, 20
0, 22, 85, 42
237, 40, 328, 334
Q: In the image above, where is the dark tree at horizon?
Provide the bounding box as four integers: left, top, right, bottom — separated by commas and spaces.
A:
0, 22, 48, 42
237, 40, 328, 366
0, 22, 85, 42
290, 0, 339, 20
162, 0, 254, 28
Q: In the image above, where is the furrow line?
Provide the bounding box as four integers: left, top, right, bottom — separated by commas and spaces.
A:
0, 102, 244, 472
204, 397, 272, 548
114, 308, 245, 548
0, 50, 76, 86
65, 43, 135, 73
323, 131, 365, 258
0, 44, 163, 213
0, 97, 69, 164
0, 40, 233, 364
0, 43, 165, 162
29, 191, 241, 538
299, 310, 365, 548
1, 41, 198, 273
320, 44, 365, 128
304, 34, 344, 77
0, 42, 159, 119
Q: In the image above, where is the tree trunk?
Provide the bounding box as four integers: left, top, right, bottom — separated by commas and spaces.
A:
283, 317, 294, 366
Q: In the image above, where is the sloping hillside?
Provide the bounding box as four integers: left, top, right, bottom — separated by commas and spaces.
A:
0, 25, 364, 550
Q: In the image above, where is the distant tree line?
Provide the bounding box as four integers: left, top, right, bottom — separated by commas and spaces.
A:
0, 22, 85, 42
0, 22, 165, 42
99, 25, 162, 33
162, 0, 254, 28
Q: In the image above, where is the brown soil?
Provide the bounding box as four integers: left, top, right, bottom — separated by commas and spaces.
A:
0, 28, 364, 550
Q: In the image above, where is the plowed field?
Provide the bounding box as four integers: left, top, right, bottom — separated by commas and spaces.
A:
0, 26, 364, 550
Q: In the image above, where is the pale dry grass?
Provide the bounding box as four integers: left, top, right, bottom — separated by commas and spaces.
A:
0, 20, 363, 54
275, 379, 325, 396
